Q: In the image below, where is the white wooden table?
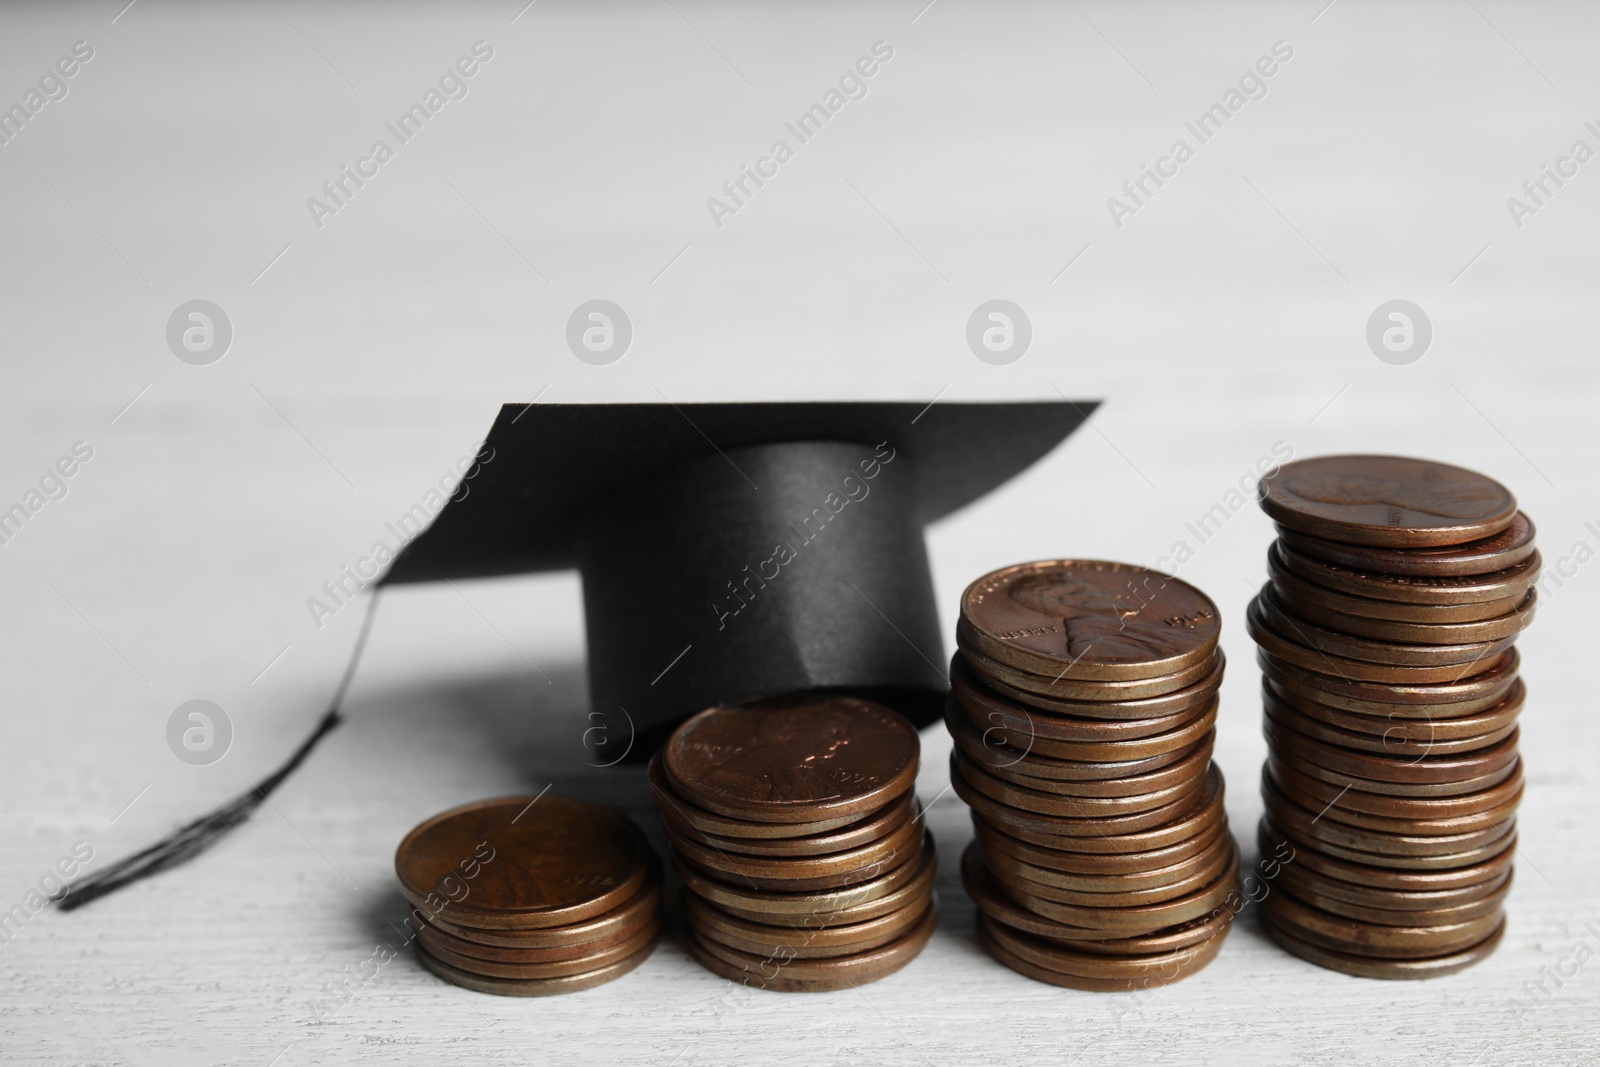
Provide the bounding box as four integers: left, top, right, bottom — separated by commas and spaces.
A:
2, 2, 1596, 1063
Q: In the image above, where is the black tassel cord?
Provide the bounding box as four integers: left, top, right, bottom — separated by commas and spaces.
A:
57, 591, 383, 912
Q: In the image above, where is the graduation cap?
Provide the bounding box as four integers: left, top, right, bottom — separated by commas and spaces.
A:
62, 398, 1097, 909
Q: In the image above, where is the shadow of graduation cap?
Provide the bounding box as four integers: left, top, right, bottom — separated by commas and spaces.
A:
61, 398, 1096, 910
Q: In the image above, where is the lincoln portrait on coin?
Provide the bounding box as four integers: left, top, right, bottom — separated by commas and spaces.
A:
1006, 571, 1196, 661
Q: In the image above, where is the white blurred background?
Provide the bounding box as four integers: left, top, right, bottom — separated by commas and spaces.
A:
1, 2, 1596, 1064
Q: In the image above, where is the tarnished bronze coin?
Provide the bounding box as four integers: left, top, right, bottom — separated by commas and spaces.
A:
1264, 715, 1521, 785
1258, 455, 1517, 548
1275, 865, 1511, 928
421, 917, 661, 979
1268, 743, 1522, 799
663, 694, 918, 825
977, 913, 1230, 990
683, 889, 932, 958
416, 931, 658, 996
954, 648, 1227, 724
1263, 912, 1505, 978
1274, 540, 1542, 606
1267, 757, 1525, 822
1255, 586, 1516, 667
1266, 767, 1522, 837
958, 735, 1213, 799
1274, 853, 1512, 915
395, 796, 651, 931
954, 754, 1208, 831
1278, 510, 1537, 577
1269, 549, 1527, 623
960, 560, 1220, 681
668, 831, 934, 921
685, 903, 936, 992
985, 837, 1233, 905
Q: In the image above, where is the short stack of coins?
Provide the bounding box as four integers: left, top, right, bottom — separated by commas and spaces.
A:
651, 694, 937, 992
395, 795, 662, 995
1251, 454, 1538, 979
949, 560, 1241, 990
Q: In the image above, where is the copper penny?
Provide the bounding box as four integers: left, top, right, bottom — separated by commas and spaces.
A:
962, 734, 1214, 799
1263, 777, 1515, 855
1263, 808, 1516, 872
682, 845, 937, 928
649, 752, 869, 840
1255, 586, 1515, 666
415, 931, 657, 995
955, 648, 1226, 724
1263, 681, 1524, 756
1246, 597, 1506, 685
961, 765, 1226, 854
1273, 852, 1512, 914
976, 816, 1229, 878
993, 841, 1239, 934
1278, 510, 1537, 577
1274, 540, 1542, 605
977, 913, 1229, 990
1258, 818, 1515, 891
1267, 756, 1524, 821
959, 560, 1220, 681
1275, 866, 1511, 928
416, 861, 661, 953
1264, 715, 1521, 784
395, 795, 650, 931
1262, 889, 1504, 959
1266, 767, 1522, 837
1259, 649, 1519, 713
962, 846, 1240, 954
1271, 586, 1537, 645
959, 640, 1217, 703
1263, 913, 1505, 978
684, 889, 932, 958
985, 838, 1233, 905
685, 903, 936, 992
1268, 743, 1522, 799
945, 694, 1203, 781
663, 695, 918, 825
667, 813, 922, 891
421, 917, 661, 979
417, 904, 655, 964
663, 791, 915, 858
1269, 547, 1528, 623
1258, 455, 1517, 548
949, 673, 1220, 757
953, 750, 1208, 820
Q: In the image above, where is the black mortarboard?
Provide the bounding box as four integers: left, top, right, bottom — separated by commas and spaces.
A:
381, 400, 1097, 749
63, 398, 1097, 909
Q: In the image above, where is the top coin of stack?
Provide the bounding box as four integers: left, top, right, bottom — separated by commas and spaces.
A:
651, 694, 937, 992
395, 795, 662, 995
949, 560, 1241, 991
1250, 454, 1538, 979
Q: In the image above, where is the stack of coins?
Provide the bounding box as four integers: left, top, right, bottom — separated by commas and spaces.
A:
395, 795, 661, 995
650, 694, 937, 992
949, 560, 1241, 990
1251, 454, 1538, 979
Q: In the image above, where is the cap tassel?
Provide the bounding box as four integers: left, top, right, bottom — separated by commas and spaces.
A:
57, 590, 383, 911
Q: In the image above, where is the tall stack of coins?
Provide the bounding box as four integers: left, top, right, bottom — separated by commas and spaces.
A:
651, 694, 937, 992
396, 796, 661, 995
949, 560, 1240, 990
1251, 454, 1538, 978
